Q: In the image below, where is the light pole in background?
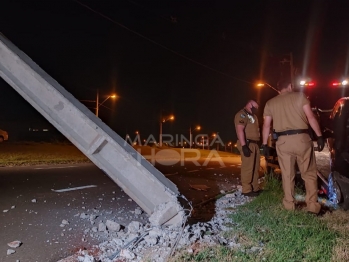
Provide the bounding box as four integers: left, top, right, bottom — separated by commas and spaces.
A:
256, 82, 280, 94
95, 89, 117, 117
135, 131, 141, 145
189, 125, 201, 148
227, 141, 232, 152
211, 132, 220, 150
159, 114, 174, 147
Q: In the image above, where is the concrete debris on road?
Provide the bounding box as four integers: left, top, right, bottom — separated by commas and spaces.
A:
106, 220, 121, 232
7, 249, 16, 255
98, 222, 107, 232
60, 189, 257, 262
7, 240, 22, 248
134, 208, 142, 215
80, 213, 88, 219
60, 219, 70, 227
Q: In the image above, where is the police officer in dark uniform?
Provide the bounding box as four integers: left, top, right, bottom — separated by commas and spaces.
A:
234, 100, 261, 196
261, 80, 325, 214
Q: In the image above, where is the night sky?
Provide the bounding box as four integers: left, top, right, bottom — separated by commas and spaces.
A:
1, 0, 349, 144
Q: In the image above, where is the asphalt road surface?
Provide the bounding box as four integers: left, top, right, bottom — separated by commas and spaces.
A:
0, 155, 249, 262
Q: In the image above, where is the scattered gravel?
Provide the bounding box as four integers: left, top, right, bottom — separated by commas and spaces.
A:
59, 185, 256, 262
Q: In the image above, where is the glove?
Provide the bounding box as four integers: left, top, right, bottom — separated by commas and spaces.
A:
260, 144, 270, 157
242, 145, 252, 157
317, 136, 325, 152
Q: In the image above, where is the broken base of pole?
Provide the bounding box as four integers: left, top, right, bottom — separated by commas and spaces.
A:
149, 201, 185, 227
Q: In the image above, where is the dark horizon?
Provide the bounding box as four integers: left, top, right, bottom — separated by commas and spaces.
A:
1, 0, 349, 144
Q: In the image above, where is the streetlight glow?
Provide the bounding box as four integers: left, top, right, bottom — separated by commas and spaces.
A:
159, 113, 175, 147
256, 81, 280, 94
189, 125, 201, 148
95, 90, 117, 117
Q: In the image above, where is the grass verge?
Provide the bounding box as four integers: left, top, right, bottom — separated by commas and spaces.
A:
0, 143, 239, 167
0, 142, 89, 166
171, 174, 349, 262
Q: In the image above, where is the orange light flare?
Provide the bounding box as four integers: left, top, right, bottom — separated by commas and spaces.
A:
299, 80, 316, 87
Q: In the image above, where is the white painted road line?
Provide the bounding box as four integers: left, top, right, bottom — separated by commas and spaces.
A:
51, 185, 97, 192
188, 170, 199, 173
35, 166, 78, 170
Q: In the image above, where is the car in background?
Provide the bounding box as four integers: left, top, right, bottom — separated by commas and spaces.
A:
0, 129, 8, 142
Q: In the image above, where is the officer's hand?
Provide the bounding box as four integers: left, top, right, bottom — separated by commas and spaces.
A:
317, 136, 325, 152
261, 144, 270, 157
242, 145, 252, 157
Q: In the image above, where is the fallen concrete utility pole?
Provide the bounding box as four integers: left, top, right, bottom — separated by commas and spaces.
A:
0, 33, 184, 226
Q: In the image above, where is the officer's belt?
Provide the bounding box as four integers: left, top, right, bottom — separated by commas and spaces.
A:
276, 129, 309, 137
246, 139, 259, 144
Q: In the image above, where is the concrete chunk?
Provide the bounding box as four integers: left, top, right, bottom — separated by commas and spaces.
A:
98, 222, 107, 232
7, 249, 15, 255
7, 240, 21, 248
106, 220, 121, 232
127, 221, 142, 233
149, 201, 182, 226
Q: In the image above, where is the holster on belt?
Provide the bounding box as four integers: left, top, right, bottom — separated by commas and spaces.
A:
245, 139, 250, 147
272, 129, 278, 141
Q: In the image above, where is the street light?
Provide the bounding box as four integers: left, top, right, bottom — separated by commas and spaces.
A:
135, 131, 141, 145
159, 114, 174, 147
211, 132, 220, 150
96, 89, 117, 117
256, 82, 280, 94
227, 141, 232, 152
189, 125, 201, 149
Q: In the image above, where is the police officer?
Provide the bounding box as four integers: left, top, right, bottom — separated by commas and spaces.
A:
261, 80, 325, 214
234, 100, 261, 196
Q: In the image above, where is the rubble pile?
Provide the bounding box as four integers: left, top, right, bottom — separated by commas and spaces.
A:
66, 188, 254, 262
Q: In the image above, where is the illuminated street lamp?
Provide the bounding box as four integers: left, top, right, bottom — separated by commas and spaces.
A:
256, 82, 280, 94
159, 114, 174, 147
227, 141, 232, 152
135, 131, 141, 145
189, 125, 201, 149
96, 89, 117, 117
211, 132, 220, 150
